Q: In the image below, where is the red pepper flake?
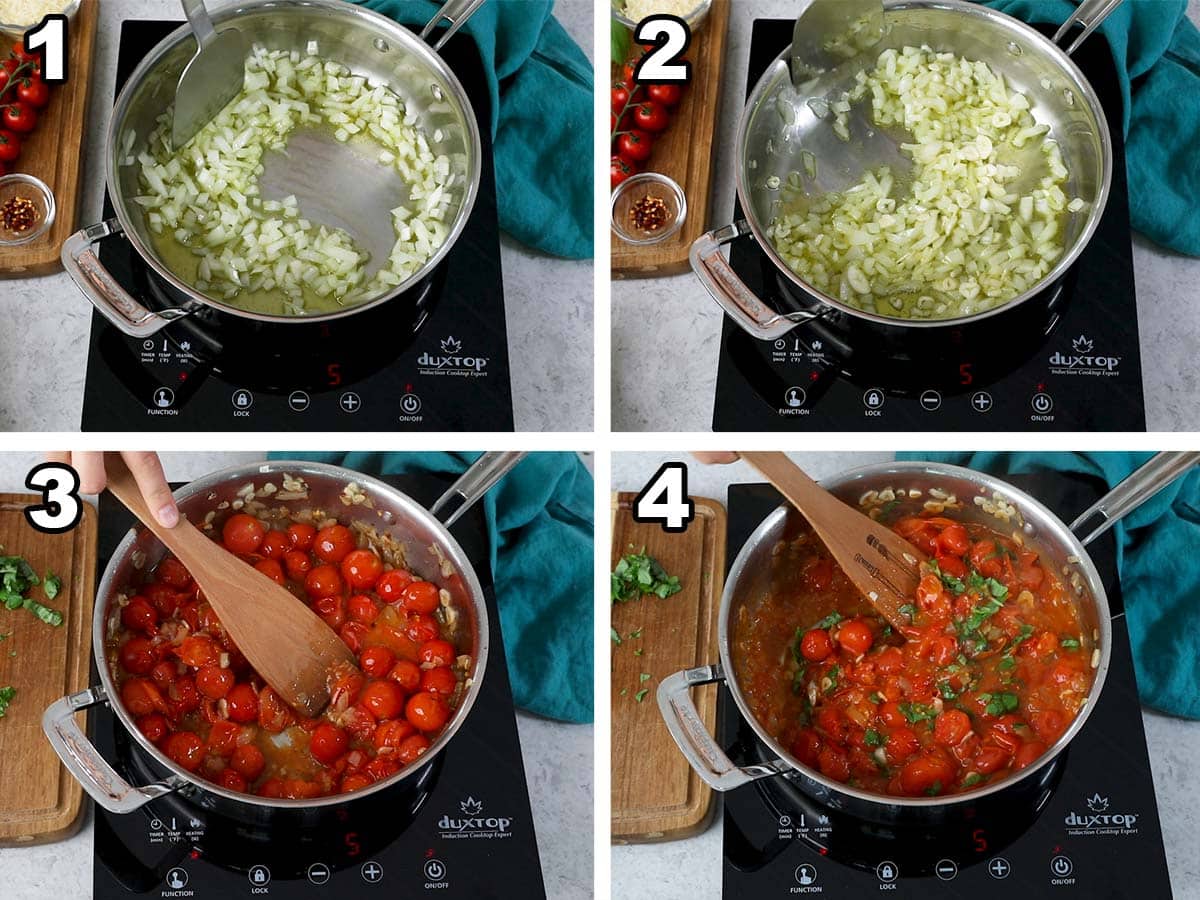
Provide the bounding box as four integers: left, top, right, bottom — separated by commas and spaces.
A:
629, 194, 669, 233
1, 196, 38, 234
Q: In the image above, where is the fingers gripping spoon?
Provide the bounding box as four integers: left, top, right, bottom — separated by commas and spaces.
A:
172, 0, 247, 150
105, 454, 358, 718
740, 452, 924, 633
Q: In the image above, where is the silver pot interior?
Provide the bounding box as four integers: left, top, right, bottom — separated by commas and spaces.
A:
95, 460, 488, 808
108, 0, 479, 320
739, 0, 1110, 324
720, 461, 1112, 809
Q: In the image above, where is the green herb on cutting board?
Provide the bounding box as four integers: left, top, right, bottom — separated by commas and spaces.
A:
611, 627, 622, 645
635, 688, 649, 703
0, 554, 64, 627
639, 673, 651, 683
42, 572, 61, 601
612, 548, 682, 603
0, 685, 15, 718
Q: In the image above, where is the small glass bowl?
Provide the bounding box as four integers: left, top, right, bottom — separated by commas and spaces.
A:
0, 174, 56, 246
611, 0, 712, 33
612, 172, 687, 246
0, 0, 80, 38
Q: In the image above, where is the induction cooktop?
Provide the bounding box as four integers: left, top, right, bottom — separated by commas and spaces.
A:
712, 21, 1145, 431
720, 475, 1171, 898
90, 475, 544, 898
81, 21, 513, 432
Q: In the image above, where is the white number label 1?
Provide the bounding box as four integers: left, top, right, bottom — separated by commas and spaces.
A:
25, 15, 68, 84
24, 463, 82, 534
633, 462, 694, 533
633, 15, 691, 84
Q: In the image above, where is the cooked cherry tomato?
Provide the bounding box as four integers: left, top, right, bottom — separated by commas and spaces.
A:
374, 719, 415, 751
360, 680, 404, 720
206, 720, 242, 756
305, 564, 344, 599
347, 593, 381, 625
137, 713, 168, 743
359, 645, 396, 678
387, 659, 422, 692
195, 664, 235, 699
405, 613, 440, 644
177, 635, 220, 668
631, 101, 669, 133
313, 524, 355, 563
836, 619, 874, 655
400, 581, 440, 615
222, 513, 265, 554
375, 568, 413, 603
283, 549, 312, 581
225, 683, 259, 723
121, 678, 166, 716
396, 734, 430, 765
163, 732, 205, 771
420, 666, 457, 695
405, 692, 449, 732
259, 529, 290, 559
257, 686, 295, 733
418, 639, 455, 667
310, 723, 349, 765
230, 743, 266, 780
341, 549, 383, 590
287, 523, 316, 550
220, 769, 248, 792
120, 636, 157, 674
799, 629, 833, 661
254, 558, 285, 585
120, 595, 159, 634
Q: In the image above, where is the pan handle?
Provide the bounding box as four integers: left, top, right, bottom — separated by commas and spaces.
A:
690, 221, 821, 341
1070, 451, 1200, 547
62, 220, 196, 338
658, 664, 792, 791
43, 686, 186, 814
420, 0, 488, 53
430, 452, 527, 528
1052, 0, 1123, 57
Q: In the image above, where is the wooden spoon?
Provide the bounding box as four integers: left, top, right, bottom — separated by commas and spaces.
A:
105, 454, 357, 717
740, 452, 926, 633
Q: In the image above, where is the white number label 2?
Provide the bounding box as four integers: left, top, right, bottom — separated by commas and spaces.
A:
25, 15, 68, 84
24, 463, 82, 534
633, 16, 691, 84
633, 462, 694, 533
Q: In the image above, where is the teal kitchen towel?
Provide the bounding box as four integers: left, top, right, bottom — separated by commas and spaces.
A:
898, 451, 1200, 720
271, 451, 594, 723
351, 0, 593, 259
981, 0, 1200, 255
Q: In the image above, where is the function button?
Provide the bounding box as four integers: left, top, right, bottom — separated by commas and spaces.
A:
794, 863, 818, 886
784, 386, 807, 408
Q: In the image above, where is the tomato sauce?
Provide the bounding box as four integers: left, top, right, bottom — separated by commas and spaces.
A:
108, 513, 470, 800
732, 513, 1095, 798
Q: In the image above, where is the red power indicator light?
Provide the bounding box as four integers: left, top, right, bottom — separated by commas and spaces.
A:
809, 370, 820, 382
189, 850, 200, 860
178, 372, 188, 382
1038, 382, 1047, 392
425, 848, 435, 858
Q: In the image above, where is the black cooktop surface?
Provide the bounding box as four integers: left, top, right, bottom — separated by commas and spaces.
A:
721, 474, 1171, 898
713, 20, 1145, 431
91, 475, 544, 898
81, 21, 513, 432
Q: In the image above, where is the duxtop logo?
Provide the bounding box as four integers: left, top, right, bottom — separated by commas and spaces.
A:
438, 796, 513, 840
1049, 334, 1120, 374
418, 335, 489, 375
1064, 793, 1138, 835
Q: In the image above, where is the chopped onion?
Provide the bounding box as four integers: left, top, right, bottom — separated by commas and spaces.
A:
134, 45, 456, 313
771, 45, 1073, 319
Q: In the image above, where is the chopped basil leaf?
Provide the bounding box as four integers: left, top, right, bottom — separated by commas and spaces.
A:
928, 559, 965, 594
0, 685, 14, 718
879, 625, 893, 639
824, 664, 840, 695
868, 691, 883, 704
635, 688, 649, 703
42, 572, 61, 601
610, 627, 621, 645
925, 780, 943, 797
612, 549, 682, 603
628, 628, 643, 640
959, 594, 1005, 637
1060, 637, 1080, 649
983, 692, 1020, 717
898, 701, 937, 724
0, 631, 9, 641
864, 728, 884, 747
620, 688, 628, 696
938, 680, 960, 701
639, 673, 651, 683
791, 662, 809, 696
962, 772, 985, 788
811, 611, 844, 630
0, 555, 62, 627
898, 603, 917, 621
997, 657, 1017, 671
634, 648, 643, 657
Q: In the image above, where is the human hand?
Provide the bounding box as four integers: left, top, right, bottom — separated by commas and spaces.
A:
692, 452, 739, 464
45, 451, 178, 527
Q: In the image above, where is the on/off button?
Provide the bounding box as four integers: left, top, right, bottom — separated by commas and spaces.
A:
424, 858, 447, 882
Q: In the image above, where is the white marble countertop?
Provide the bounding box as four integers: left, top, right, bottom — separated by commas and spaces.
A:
612, 0, 1200, 432
611, 451, 1200, 899
0, 0, 594, 433
0, 451, 593, 899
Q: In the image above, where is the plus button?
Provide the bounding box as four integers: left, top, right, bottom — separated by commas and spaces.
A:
988, 857, 1011, 879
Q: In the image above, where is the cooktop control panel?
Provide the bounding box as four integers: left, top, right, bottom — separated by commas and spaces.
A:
720, 481, 1172, 898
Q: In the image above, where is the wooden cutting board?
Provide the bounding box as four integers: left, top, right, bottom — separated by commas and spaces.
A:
611, 491, 725, 843
0, 0, 99, 277
611, 0, 730, 278
0, 493, 97, 846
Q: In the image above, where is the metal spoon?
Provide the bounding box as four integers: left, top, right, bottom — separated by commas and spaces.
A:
172, 0, 246, 150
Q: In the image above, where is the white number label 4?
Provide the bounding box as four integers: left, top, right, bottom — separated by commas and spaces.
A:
633, 15, 691, 84
24, 463, 82, 534
25, 15, 68, 84
633, 462, 694, 533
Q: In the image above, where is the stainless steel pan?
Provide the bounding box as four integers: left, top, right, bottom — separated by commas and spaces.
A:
660, 452, 1197, 824
691, 0, 1121, 340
